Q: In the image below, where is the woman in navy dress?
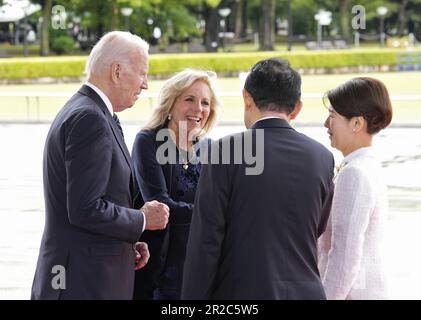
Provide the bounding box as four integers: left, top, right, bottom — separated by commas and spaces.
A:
132, 69, 220, 300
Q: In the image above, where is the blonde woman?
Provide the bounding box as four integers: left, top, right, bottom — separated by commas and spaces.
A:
131, 69, 220, 300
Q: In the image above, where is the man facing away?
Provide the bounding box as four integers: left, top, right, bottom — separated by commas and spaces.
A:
181, 58, 334, 300
31, 31, 169, 300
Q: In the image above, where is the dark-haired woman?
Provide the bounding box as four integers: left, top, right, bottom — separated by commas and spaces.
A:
318, 77, 393, 300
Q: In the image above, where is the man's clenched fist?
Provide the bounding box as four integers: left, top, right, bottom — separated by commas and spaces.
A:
142, 200, 169, 230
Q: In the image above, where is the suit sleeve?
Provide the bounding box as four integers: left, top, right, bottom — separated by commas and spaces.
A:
64, 111, 143, 244
318, 154, 335, 237
181, 141, 230, 299
132, 132, 193, 225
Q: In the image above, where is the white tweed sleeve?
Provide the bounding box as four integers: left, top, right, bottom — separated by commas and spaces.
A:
322, 164, 375, 299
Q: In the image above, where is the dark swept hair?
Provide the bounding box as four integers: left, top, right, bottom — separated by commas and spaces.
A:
244, 58, 301, 114
324, 77, 393, 134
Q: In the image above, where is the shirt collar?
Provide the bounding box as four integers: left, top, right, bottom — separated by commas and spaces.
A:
85, 82, 114, 116
334, 147, 375, 178
251, 116, 288, 128
343, 146, 376, 166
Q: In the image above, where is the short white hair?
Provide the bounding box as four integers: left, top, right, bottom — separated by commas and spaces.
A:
85, 31, 149, 77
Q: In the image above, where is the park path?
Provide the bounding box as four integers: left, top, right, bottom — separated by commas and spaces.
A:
1, 124, 420, 299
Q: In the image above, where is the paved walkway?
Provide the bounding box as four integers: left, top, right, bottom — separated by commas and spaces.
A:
1, 124, 420, 299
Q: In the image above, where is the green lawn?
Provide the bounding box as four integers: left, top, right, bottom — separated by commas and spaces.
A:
0, 71, 420, 126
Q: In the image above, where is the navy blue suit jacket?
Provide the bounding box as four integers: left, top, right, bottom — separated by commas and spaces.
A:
31, 85, 144, 300
181, 118, 335, 300
131, 128, 206, 299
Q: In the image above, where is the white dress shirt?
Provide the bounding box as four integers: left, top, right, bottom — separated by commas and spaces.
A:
318, 146, 388, 299
85, 82, 146, 232
85, 82, 114, 116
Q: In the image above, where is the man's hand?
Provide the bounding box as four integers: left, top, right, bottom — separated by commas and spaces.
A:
142, 200, 169, 230
134, 242, 150, 270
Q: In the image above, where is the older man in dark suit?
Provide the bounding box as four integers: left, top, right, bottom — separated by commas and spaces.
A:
181, 58, 334, 300
31, 31, 169, 300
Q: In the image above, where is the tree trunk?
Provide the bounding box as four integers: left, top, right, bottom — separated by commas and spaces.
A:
233, 0, 244, 41
241, 0, 248, 38
287, 0, 293, 51
111, 0, 119, 31
204, 6, 219, 52
40, 0, 53, 56
398, 0, 409, 37
259, 0, 275, 51
339, 0, 350, 41
97, 2, 107, 37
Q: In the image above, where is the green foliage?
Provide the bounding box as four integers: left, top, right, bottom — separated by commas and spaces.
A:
51, 36, 76, 55
148, 49, 400, 75
27, 0, 421, 58
0, 57, 86, 79
0, 49, 413, 80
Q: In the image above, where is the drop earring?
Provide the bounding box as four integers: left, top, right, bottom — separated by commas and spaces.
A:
168, 114, 172, 121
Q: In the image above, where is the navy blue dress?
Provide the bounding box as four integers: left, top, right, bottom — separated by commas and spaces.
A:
131, 128, 205, 300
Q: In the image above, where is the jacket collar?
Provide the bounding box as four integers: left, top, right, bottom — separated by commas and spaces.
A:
251, 117, 294, 130
84, 82, 114, 116
78, 84, 111, 118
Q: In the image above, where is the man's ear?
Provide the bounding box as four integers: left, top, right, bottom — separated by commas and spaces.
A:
110, 62, 120, 84
242, 89, 253, 111
289, 100, 303, 121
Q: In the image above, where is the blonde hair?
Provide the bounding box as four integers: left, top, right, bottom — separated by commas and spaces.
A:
85, 31, 149, 77
143, 69, 221, 139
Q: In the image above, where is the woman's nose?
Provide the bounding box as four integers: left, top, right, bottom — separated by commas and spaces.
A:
194, 101, 203, 112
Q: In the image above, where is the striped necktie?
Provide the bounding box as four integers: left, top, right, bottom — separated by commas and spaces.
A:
112, 113, 124, 138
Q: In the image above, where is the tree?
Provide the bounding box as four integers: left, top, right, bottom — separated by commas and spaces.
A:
196, 0, 222, 51
385, 0, 421, 38
339, 0, 350, 40
397, 0, 409, 36
111, 0, 119, 30
259, 0, 276, 50
39, 0, 53, 56
233, 0, 247, 41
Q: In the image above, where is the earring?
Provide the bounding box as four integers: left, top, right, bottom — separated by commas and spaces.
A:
168, 114, 172, 121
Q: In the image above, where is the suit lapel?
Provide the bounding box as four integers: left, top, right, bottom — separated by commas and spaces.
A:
78, 85, 136, 199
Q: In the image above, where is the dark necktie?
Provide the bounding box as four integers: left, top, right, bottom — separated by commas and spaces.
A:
113, 113, 124, 138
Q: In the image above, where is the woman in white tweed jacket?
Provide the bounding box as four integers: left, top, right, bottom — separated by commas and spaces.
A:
318, 77, 393, 299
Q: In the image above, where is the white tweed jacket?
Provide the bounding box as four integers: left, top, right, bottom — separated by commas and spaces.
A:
318, 146, 389, 300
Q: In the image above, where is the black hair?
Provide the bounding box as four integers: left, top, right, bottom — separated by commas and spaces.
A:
244, 58, 301, 114
324, 77, 393, 134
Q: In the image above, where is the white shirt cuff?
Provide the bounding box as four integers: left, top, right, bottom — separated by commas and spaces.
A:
141, 210, 146, 232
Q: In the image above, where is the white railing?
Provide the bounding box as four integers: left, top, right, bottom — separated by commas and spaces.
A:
1, 91, 421, 122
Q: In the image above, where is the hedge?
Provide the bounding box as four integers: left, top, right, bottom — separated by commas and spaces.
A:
0, 49, 416, 80
0, 57, 86, 79
149, 49, 400, 73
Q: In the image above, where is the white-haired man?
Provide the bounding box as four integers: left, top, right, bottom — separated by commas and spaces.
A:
31, 31, 169, 300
